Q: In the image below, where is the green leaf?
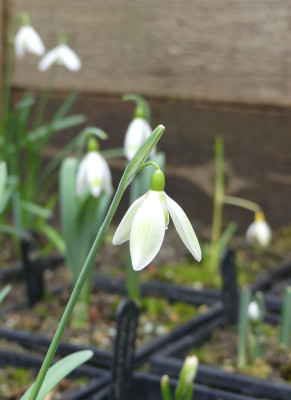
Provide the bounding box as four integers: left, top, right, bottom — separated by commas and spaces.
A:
20, 350, 93, 400
237, 289, 251, 369
0, 162, 7, 212
27, 115, 86, 142
0, 224, 27, 238
52, 89, 78, 121
100, 147, 124, 159
218, 222, 237, 254
20, 201, 53, 219
15, 92, 36, 110
41, 224, 66, 254
60, 157, 79, 269
0, 284, 12, 304
0, 175, 19, 213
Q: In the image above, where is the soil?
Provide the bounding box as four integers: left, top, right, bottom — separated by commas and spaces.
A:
191, 324, 291, 382
0, 284, 205, 351
0, 365, 87, 400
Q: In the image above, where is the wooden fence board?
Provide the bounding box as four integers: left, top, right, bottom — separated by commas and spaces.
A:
5, 1, 291, 106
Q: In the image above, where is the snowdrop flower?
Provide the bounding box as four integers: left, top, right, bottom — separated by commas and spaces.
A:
39, 43, 81, 71
182, 355, 199, 387
15, 25, 45, 59
246, 211, 271, 248
124, 113, 156, 161
248, 301, 260, 322
76, 138, 112, 198
113, 169, 201, 271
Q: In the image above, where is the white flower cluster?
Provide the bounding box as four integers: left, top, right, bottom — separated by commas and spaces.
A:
14, 23, 81, 71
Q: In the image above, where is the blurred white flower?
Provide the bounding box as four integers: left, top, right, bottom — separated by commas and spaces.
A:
248, 301, 260, 322
113, 170, 201, 271
39, 44, 81, 71
15, 25, 45, 58
76, 152, 112, 198
246, 212, 271, 248
183, 355, 199, 386
124, 117, 156, 161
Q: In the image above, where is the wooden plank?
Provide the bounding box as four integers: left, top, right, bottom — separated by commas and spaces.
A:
9, 90, 286, 230
6, 1, 291, 106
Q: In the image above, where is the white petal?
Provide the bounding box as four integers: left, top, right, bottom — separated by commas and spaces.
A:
130, 191, 165, 271
59, 45, 81, 71
248, 301, 260, 322
246, 222, 256, 243
99, 155, 113, 195
256, 221, 272, 247
75, 155, 89, 196
38, 47, 60, 71
112, 192, 148, 245
15, 27, 27, 58
165, 193, 202, 262
25, 26, 45, 56
86, 152, 105, 197
246, 221, 271, 247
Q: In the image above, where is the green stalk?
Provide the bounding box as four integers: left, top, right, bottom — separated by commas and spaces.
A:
209, 137, 224, 272
2, 16, 20, 120
278, 287, 291, 351
33, 64, 58, 129
223, 196, 261, 213
237, 289, 251, 369
28, 124, 165, 400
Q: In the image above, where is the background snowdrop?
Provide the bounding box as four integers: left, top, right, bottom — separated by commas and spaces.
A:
123, 94, 156, 161
246, 212, 272, 247
15, 25, 45, 58
75, 137, 113, 198
124, 116, 155, 161
39, 43, 81, 71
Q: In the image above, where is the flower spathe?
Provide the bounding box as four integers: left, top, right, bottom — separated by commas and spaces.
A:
113, 170, 201, 271
38, 44, 81, 71
124, 117, 156, 161
76, 152, 113, 198
15, 25, 45, 58
246, 211, 271, 248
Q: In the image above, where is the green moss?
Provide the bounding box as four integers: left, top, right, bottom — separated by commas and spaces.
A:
0, 366, 33, 392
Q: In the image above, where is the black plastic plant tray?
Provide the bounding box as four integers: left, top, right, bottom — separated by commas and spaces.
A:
258, 260, 291, 314
0, 253, 64, 284
0, 303, 224, 369
0, 348, 110, 400
246, 260, 291, 293
2, 250, 289, 312
94, 275, 221, 306
150, 314, 288, 400
79, 371, 264, 400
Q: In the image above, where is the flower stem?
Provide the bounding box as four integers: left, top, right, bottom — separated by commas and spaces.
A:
33, 64, 58, 129
209, 137, 224, 272
223, 195, 261, 214
2, 16, 20, 120
29, 180, 125, 399
28, 124, 165, 400
137, 161, 160, 173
